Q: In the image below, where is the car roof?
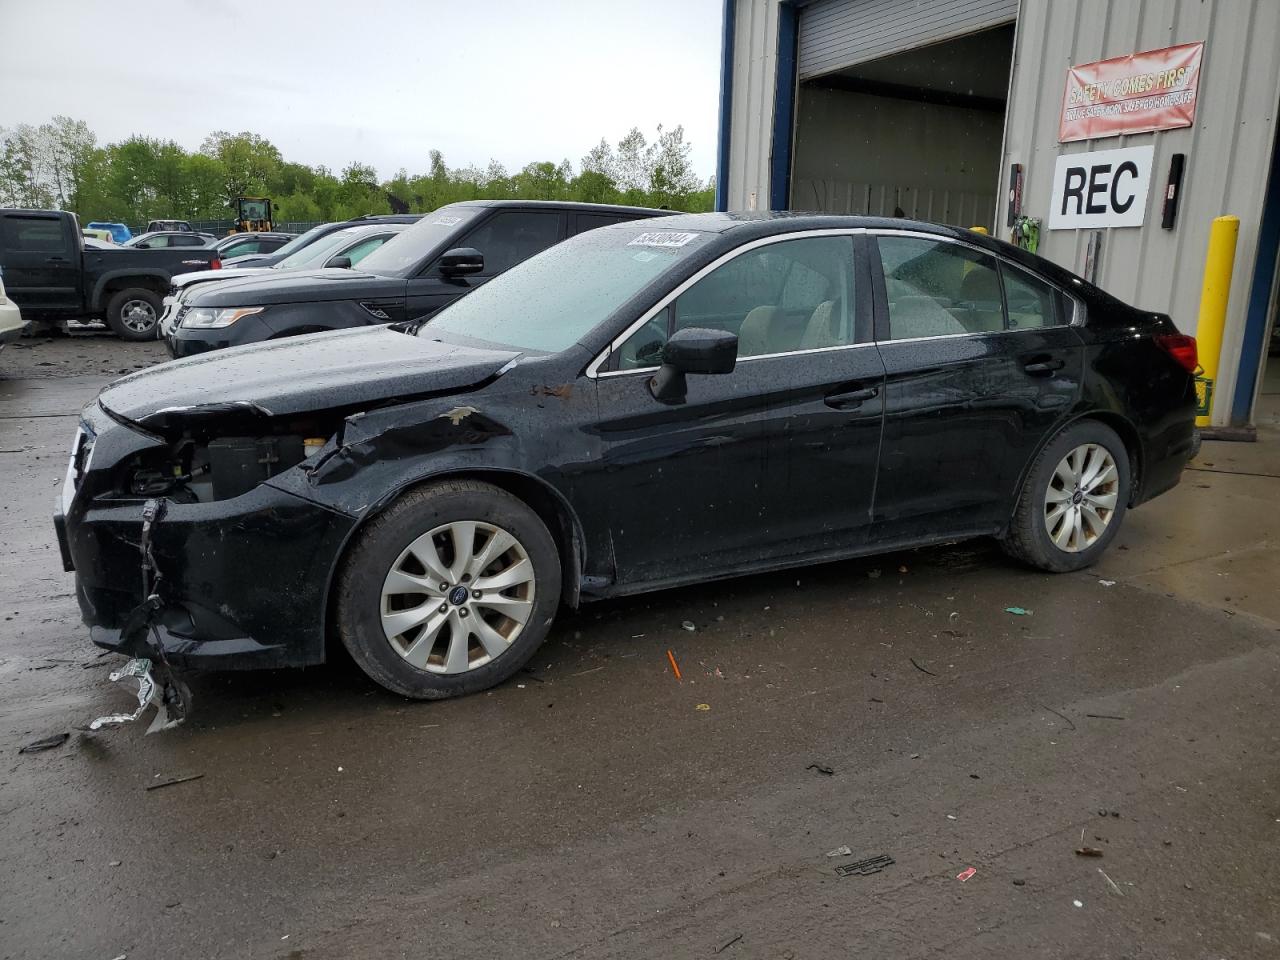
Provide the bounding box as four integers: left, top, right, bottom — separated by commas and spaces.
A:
345, 213, 425, 224
444, 199, 675, 216
219, 231, 296, 240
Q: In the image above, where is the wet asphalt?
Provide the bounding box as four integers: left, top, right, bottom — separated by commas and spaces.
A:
1, 332, 1278, 960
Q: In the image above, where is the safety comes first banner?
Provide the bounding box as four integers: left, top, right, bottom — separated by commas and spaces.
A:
1059, 41, 1204, 143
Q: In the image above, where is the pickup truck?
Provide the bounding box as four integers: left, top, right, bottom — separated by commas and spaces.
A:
0, 208, 222, 340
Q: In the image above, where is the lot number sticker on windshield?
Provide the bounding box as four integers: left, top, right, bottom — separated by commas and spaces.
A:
628, 231, 699, 248
432, 215, 463, 226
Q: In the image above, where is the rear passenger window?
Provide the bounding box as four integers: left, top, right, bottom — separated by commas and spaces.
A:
2, 216, 68, 253
574, 213, 629, 234
876, 236, 1003, 340
1002, 264, 1061, 330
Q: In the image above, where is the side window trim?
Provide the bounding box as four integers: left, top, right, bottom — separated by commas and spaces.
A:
588, 228, 871, 379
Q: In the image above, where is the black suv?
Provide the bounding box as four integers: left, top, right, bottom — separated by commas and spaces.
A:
166, 201, 672, 356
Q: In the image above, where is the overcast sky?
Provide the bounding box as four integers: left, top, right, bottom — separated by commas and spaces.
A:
1, 0, 723, 180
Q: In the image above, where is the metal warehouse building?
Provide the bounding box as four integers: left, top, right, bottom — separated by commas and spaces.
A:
716, 0, 1280, 430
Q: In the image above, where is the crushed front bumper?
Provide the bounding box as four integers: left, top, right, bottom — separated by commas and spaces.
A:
56, 407, 359, 671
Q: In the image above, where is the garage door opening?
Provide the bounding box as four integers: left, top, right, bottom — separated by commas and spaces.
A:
789, 24, 1015, 230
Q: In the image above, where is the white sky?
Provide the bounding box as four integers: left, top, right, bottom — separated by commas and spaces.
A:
1, 0, 724, 180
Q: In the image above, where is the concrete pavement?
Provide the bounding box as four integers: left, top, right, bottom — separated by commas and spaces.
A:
1, 334, 1278, 959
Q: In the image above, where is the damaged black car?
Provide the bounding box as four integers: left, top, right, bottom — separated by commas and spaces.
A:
55, 213, 1199, 699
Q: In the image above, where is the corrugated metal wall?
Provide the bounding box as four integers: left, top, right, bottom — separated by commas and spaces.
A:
726, 0, 783, 210
998, 0, 1280, 424
798, 0, 1017, 79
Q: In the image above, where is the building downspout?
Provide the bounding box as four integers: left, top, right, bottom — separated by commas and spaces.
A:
715, 0, 736, 212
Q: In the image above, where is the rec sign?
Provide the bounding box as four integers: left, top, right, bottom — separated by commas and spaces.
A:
1048, 145, 1155, 230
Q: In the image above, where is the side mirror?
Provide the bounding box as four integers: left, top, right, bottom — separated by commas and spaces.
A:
438, 247, 484, 278
327, 255, 352, 269
650, 327, 738, 403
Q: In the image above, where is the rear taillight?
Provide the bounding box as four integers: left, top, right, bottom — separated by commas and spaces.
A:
1156, 333, 1197, 373
210, 258, 222, 270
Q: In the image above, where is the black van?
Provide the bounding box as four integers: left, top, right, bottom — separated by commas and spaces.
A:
165, 201, 673, 357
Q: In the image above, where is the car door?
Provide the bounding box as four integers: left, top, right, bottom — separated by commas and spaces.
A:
590, 233, 884, 586
404, 210, 565, 321
868, 230, 1085, 542
0, 211, 80, 311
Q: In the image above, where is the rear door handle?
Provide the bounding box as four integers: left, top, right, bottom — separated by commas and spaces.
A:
1023, 358, 1065, 375
46, 256, 68, 263
824, 386, 880, 409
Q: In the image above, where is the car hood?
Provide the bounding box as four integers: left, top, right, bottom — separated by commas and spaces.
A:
172, 267, 269, 291
98, 326, 520, 432
186, 269, 400, 306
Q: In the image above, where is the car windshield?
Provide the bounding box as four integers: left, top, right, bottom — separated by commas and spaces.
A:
261, 224, 333, 258
424, 224, 710, 352
273, 228, 363, 269
354, 209, 479, 277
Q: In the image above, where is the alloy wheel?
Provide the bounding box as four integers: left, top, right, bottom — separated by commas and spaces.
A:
379, 520, 536, 674
120, 299, 157, 333
1044, 443, 1119, 553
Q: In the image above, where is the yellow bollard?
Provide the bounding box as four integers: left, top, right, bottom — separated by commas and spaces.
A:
1194, 215, 1240, 427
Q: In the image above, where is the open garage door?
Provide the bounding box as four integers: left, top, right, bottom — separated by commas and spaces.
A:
791, 1, 1016, 229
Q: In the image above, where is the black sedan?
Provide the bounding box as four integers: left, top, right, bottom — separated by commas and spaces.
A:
56, 214, 1198, 700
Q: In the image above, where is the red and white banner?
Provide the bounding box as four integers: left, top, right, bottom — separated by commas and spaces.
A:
1059, 41, 1204, 143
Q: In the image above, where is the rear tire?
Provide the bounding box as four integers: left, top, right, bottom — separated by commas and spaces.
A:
105, 288, 162, 341
335, 480, 561, 699
1002, 420, 1130, 572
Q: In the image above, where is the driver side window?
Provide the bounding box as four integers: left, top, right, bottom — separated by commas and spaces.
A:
614, 236, 855, 369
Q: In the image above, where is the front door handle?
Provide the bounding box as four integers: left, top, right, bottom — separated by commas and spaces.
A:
824, 386, 880, 409
46, 256, 68, 263
1023, 358, 1065, 375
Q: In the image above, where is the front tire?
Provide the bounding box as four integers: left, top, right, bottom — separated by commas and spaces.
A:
105, 288, 162, 341
335, 480, 562, 699
1002, 420, 1130, 572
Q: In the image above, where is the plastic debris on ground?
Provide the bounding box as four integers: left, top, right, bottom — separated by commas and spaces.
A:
1075, 846, 1104, 858
1098, 868, 1124, 896
834, 854, 894, 877
956, 867, 977, 882
695, 703, 711, 711
826, 845, 853, 858
1098, 579, 1116, 586
666, 649, 682, 681
146, 773, 204, 792
806, 763, 834, 776
1005, 606, 1032, 616
680, 620, 696, 632
87, 658, 186, 734
19, 732, 69, 754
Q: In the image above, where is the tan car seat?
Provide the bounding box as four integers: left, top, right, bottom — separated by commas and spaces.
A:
737, 305, 783, 356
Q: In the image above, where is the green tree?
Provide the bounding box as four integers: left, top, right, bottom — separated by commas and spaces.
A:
199, 131, 282, 207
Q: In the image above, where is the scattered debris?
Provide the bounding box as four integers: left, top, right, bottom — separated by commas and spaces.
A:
666, 649, 682, 681
946, 814, 958, 821
695, 703, 711, 712
826, 845, 853, 858
806, 763, 834, 776
681, 620, 696, 632
867, 569, 882, 579
969, 773, 981, 779
570, 665, 605, 677
1085, 713, 1127, 720
1005, 606, 1032, 616
146, 774, 205, 792
1039, 702, 1077, 731
1098, 868, 1124, 896
87, 658, 186, 734
715, 933, 744, 953
835, 854, 894, 877
1098, 579, 1116, 586
1075, 846, 1105, 858
897, 565, 908, 574
1072, 899, 1084, 908
19, 732, 69, 754
1012, 879, 1026, 886
956, 867, 977, 882
909, 657, 938, 677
